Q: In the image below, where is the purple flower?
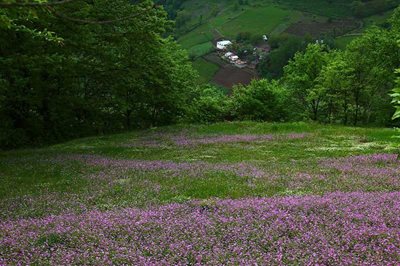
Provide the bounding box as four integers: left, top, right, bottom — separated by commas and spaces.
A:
1, 192, 399, 265
63, 155, 267, 179
173, 133, 308, 146
123, 133, 308, 148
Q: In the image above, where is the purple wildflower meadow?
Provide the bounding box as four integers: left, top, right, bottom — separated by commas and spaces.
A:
1, 192, 399, 265
321, 153, 400, 179
125, 133, 308, 147
68, 155, 267, 179
173, 133, 308, 146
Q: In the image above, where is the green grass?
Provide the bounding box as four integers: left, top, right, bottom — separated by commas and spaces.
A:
188, 41, 214, 58
177, 0, 396, 53
178, 24, 214, 50
1, 122, 400, 219
177, 4, 299, 50
192, 57, 220, 83
335, 35, 358, 49
217, 5, 294, 37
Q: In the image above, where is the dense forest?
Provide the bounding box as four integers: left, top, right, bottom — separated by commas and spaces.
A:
0, 0, 400, 149
0, 0, 197, 148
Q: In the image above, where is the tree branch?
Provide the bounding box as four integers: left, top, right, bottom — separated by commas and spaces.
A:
47, 5, 159, 25
0, 0, 76, 8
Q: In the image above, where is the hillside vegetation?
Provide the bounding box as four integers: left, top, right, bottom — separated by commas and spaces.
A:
170, 0, 399, 83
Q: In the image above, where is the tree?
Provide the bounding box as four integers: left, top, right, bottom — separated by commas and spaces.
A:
391, 68, 400, 120
185, 85, 229, 123
0, 0, 197, 148
283, 44, 330, 121
317, 51, 354, 124
258, 35, 308, 79
230, 79, 288, 121
344, 27, 399, 125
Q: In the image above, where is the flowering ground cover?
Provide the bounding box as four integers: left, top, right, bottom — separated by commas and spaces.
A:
1, 192, 399, 265
1, 122, 400, 264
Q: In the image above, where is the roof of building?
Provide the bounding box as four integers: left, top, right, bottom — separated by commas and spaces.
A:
217, 40, 232, 45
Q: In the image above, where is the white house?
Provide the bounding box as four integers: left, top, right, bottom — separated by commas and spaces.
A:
263, 35, 268, 41
216, 40, 232, 50
224, 52, 233, 58
230, 55, 239, 62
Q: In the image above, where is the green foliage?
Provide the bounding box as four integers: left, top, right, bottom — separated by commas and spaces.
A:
258, 35, 310, 78
284, 43, 330, 120
2, 2, 400, 149
0, 0, 197, 149
280, 12, 400, 125
230, 80, 288, 121
391, 69, 400, 119
351, 0, 400, 18
185, 85, 229, 123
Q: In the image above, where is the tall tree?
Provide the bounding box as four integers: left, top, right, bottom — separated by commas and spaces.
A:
0, 0, 197, 148
283, 43, 330, 121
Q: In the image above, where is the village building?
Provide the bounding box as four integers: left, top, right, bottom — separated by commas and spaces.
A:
229, 55, 239, 62
234, 60, 247, 68
216, 40, 232, 50
224, 52, 233, 58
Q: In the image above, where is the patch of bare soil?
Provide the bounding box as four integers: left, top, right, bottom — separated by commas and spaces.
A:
212, 66, 257, 89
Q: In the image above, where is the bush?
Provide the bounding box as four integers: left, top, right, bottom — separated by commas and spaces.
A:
185, 85, 230, 123
230, 79, 289, 121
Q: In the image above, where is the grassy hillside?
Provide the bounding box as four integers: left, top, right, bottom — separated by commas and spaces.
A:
178, 3, 300, 50
2, 122, 400, 263
1, 122, 399, 219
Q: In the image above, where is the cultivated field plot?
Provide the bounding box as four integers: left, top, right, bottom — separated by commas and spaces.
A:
1, 122, 400, 264
212, 66, 257, 88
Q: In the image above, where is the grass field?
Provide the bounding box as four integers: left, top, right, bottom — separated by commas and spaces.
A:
178, 4, 298, 49
334, 35, 358, 49
217, 5, 295, 37
192, 57, 220, 84
178, 24, 214, 50
1, 122, 400, 264
188, 41, 214, 58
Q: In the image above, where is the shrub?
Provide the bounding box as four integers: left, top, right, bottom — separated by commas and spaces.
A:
185, 85, 230, 123
230, 79, 288, 121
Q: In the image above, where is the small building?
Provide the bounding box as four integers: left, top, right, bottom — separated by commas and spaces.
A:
224, 52, 233, 58
235, 60, 247, 68
216, 40, 232, 50
230, 55, 239, 62
263, 35, 268, 41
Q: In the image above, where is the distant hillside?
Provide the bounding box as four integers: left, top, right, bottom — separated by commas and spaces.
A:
166, 0, 398, 86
